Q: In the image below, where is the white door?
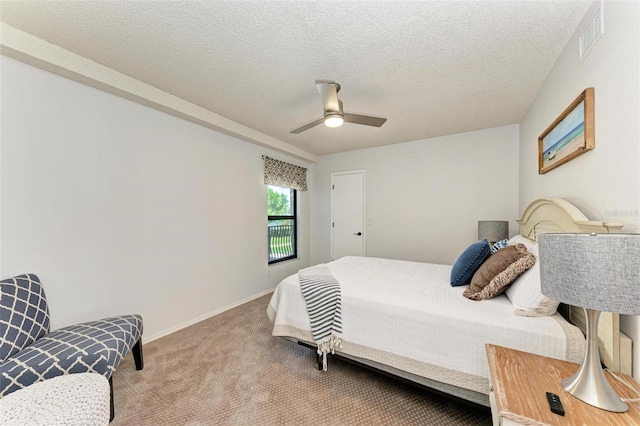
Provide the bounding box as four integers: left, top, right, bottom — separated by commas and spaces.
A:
331, 171, 365, 260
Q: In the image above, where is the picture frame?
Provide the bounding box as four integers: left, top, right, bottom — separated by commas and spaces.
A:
538, 87, 594, 174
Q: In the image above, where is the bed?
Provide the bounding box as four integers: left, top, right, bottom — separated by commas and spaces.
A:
267, 198, 625, 407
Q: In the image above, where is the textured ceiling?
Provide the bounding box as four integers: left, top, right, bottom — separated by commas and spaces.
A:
0, 1, 592, 157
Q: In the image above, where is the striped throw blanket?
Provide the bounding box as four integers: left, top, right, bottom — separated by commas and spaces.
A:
298, 264, 343, 371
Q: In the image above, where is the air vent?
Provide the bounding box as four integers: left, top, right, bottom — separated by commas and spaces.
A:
579, 1, 604, 62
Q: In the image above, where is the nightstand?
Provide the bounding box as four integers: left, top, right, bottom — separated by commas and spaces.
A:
485, 344, 640, 426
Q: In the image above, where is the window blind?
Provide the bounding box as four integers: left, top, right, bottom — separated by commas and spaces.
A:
263, 156, 308, 191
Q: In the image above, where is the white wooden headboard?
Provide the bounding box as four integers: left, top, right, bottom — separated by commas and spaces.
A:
516, 198, 631, 374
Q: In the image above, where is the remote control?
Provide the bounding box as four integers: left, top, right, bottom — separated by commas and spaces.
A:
546, 392, 565, 416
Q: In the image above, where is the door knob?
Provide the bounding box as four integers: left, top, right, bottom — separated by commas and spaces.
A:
353, 232, 362, 236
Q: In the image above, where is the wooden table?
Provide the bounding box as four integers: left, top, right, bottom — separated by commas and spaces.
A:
485, 344, 640, 426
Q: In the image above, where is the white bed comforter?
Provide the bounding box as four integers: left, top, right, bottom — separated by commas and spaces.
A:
268, 256, 584, 395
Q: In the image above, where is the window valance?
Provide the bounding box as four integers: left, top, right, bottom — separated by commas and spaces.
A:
263, 156, 308, 191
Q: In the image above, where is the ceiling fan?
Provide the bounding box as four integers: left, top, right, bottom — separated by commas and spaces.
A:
290, 81, 387, 134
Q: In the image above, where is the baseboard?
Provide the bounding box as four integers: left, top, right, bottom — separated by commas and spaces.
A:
143, 288, 275, 344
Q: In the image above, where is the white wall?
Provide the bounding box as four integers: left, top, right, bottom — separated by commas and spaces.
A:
0, 56, 310, 340
519, 0, 640, 378
310, 125, 520, 266
4, 1, 637, 378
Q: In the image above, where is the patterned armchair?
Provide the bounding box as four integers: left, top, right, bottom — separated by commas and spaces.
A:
0, 274, 143, 421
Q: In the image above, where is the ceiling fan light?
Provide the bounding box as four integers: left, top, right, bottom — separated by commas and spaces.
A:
324, 114, 344, 128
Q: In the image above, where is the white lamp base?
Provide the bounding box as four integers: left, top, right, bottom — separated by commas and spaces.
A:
563, 308, 628, 412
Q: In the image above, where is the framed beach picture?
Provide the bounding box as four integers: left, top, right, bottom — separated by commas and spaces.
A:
538, 88, 594, 174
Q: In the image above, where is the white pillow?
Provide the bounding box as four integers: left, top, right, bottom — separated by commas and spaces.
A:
505, 243, 560, 316
508, 234, 536, 250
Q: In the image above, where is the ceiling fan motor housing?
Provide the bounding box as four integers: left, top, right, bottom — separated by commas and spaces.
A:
289, 81, 386, 134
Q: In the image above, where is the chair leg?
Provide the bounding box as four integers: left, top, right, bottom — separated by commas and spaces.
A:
132, 338, 144, 370
108, 338, 142, 423
109, 376, 115, 422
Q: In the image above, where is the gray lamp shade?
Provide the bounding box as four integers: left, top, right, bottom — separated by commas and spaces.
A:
477, 221, 509, 242
538, 233, 640, 315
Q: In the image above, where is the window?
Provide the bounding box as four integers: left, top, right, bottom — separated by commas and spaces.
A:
267, 185, 297, 263
263, 155, 306, 263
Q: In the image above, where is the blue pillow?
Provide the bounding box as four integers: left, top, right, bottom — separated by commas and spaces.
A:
450, 239, 491, 286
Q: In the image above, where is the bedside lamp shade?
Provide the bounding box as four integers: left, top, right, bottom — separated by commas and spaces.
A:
538, 233, 640, 412
478, 221, 509, 243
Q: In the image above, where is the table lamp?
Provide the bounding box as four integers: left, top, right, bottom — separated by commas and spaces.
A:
538, 232, 640, 412
478, 221, 509, 243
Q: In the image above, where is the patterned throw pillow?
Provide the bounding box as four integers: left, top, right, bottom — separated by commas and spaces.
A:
450, 239, 491, 287
490, 239, 509, 254
463, 244, 536, 300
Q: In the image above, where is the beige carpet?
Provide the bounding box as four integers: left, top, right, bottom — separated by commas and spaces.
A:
111, 294, 491, 425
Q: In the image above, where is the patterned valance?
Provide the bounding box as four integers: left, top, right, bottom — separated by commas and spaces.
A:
263, 156, 308, 191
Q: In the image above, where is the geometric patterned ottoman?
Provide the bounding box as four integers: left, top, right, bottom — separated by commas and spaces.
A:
0, 373, 110, 426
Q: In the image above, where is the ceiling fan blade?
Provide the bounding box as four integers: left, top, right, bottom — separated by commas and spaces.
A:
343, 113, 387, 127
289, 117, 325, 134
316, 82, 341, 113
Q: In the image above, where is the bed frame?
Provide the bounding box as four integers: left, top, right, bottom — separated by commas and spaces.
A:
294, 197, 630, 406
517, 197, 631, 375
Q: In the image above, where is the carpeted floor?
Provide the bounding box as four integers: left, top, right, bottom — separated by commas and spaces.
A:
111, 294, 492, 425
